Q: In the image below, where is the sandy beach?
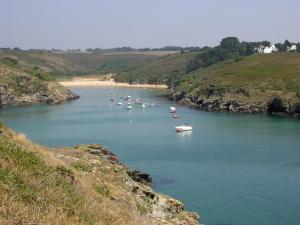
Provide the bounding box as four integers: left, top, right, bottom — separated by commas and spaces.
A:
59, 78, 167, 89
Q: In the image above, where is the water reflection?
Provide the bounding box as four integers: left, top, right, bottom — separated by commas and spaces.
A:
176, 130, 192, 137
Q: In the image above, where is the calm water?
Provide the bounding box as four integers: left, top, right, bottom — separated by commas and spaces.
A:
1, 87, 300, 225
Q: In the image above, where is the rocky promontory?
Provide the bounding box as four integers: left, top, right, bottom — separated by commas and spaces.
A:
0, 122, 201, 225
0, 56, 78, 106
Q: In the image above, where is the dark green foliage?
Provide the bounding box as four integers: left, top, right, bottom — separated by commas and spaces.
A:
297, 43, 300, 53
275, 43, 287, 52
220, 37, 240, 52
187, 37, 243, 73
26, 66, 55, 81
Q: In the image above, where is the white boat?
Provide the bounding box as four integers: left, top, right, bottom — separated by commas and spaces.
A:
170, 107, 176, 113
141, 103, 146, 108
126, 105, 133, 110
175, 125, 192, 132
117, 102, 123, 106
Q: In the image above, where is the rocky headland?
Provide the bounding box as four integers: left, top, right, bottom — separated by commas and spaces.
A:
0, 122, 200, 225
0, 56, 78, 106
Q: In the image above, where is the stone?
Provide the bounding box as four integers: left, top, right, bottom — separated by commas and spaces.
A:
127, 169, 152, 186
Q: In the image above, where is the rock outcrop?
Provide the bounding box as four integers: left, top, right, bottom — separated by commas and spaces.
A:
0, 59, 78, 107
166, 90, 300, 117
0, 123, 201, 225
71, 144, 201, 225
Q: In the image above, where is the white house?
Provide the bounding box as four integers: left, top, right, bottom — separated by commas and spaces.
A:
255, 44, 278, 54
287, 44, 297, 52
263, 44, 278, 54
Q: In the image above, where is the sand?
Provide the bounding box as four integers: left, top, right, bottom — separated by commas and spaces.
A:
59, 78, 167, 89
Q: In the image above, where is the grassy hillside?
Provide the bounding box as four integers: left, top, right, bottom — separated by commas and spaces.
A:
0, 50, 173, 78
0, 51, 80, 76
55, 52, 159, 76
170, 53, 300, 115
0, 122, 200, 225
114, 52, 198, 84
176, 53, 300, 93
0, 55, 77, 105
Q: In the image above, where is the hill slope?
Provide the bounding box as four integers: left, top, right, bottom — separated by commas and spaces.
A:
0, 56, 78, 106
0, 50, 165, 77
114, 52, 197, 85
169, 53, 300, 116
0, 122, 200, 225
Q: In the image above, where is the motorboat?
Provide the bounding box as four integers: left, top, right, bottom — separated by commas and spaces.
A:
170, 106, 176, 113
117, 102, 123, 106
124, 96, 131, 101
141, 103, 146, 108
175, 125, 192, 132
126, 105, 133, 110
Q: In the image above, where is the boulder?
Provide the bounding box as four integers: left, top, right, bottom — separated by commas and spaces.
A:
127, 169, 152, 186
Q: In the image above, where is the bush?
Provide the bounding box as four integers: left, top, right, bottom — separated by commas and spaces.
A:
26, 66, 55, 81
1, 57, 18, 66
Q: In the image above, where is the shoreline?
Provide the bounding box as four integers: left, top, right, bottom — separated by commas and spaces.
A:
59, 78, 168, 89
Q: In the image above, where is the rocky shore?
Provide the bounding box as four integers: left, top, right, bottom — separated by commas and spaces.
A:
166, 90, 300, 117
64, 143, 201, 225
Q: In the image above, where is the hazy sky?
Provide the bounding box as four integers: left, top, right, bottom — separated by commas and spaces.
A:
1, 0, 300, 49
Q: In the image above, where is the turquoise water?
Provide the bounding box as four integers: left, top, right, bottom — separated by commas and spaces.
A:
1, 87, 300, 225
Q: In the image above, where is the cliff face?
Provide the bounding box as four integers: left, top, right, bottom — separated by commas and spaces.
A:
0, 57, 78, 106
0, 122, 200, 225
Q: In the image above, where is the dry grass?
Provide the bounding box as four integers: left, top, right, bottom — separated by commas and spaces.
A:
0, 122, 152, 225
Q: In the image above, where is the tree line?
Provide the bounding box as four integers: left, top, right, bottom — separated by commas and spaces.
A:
186, 37, 300, 73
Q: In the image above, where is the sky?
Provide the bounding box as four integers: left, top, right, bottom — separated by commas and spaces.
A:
1, 0, 300, 49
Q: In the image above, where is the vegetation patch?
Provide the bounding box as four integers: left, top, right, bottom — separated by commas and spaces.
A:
95, 185, 110, 197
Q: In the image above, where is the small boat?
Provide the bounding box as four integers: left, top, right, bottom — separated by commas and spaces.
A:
134, 98, 143, 104
124, 96, 131, 101
141, 103, 146, 108
172, 114, 180, 118
175, 125, 192, 132
117, 102, 123, 106
170, 107, 176, 113
110, 98, 114, 102
126, 105, 133, 110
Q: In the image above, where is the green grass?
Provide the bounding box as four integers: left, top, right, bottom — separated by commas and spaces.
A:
174, 53, 300, 97
114, 52, 197, 84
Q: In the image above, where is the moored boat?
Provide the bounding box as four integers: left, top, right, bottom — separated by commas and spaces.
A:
175, 125, 192, 132
170, 106, 176, 113
126, 105, 133, 110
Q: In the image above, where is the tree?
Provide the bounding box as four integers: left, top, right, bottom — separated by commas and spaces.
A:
220, 37, 240, 52
13, 47, 21, 51
275, 43, 286, 52
284, 40, 291, 48
297, 43, 300, 53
